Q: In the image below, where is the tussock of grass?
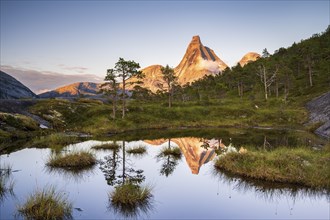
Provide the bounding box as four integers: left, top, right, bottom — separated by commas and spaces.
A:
92, 143, 120, 150
47, 151, 96, 169
18, 186, 72, 220
126, 146, 147, 154
214, 146, 330, 190
158, 147, 182, 159
110, 183, 152, 206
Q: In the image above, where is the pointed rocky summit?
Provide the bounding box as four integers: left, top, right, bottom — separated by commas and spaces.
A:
174, 35, 228, 85
135, 36, 228, 92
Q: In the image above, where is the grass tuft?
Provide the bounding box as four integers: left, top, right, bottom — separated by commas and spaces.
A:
157, 147, 182, 159
18, 186, 72, 220
47, 151, 96, 169
109, 182, 153, 217
92, 142, 121, 151
126, 146, 147, 154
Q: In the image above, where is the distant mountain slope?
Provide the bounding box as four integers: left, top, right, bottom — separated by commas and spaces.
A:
0, 71, 37, 99
39, 82, 101, 98
239, 52, 260, 67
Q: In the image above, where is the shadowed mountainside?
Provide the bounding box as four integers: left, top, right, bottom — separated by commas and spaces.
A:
0, 71, 37, 99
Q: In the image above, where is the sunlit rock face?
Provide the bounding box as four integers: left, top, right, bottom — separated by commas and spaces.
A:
174, 35, 228, 85
0, 71, 37, 99
144, 137, 225, 174
238, 52, 260, 67
39, 82, 100, 98
131, 36, 228, 92
126, 65, 164, 93
173, 138, 216, 174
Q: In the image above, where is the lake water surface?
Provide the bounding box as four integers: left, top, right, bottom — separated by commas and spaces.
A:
1, 128, 329, 219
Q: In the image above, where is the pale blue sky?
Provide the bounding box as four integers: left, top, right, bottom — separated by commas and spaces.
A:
1, 0, 329, 81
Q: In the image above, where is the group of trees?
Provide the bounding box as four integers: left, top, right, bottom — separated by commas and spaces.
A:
102, 58, 177, 119
103, 27, 329, 116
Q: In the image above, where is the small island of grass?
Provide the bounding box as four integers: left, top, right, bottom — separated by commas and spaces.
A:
126, 146, 147, 154
158, 147, 182, 159
214, 145, 330, 190
18, 186, 72, 220
110, 182, 152, 208
47, 151, 96, 169
92, 142, 121, 150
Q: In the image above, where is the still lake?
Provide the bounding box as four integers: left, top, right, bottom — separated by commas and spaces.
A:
1, 128, 329, 219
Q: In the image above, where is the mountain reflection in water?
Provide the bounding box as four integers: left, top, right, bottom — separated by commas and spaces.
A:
145, 137, 225, 174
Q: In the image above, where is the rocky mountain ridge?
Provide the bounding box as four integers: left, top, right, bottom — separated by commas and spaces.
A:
39, 82, 100, 98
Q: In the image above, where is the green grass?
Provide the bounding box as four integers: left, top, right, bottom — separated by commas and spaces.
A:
31, 133, 78, 151
47, 151, 96, 169
92, 142, 121, 150
214, 145, 330, 190
110, 183, 152, 206
18, 186, 72, 220
157, 147, 182, 159
126, 146, 147, 154
0, 112, 39, 131
25, 97, 309, 135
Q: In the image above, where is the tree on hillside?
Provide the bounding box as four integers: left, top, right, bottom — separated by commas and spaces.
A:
302, 49, 316, 87
161, 65, 177, 108
262, 48, 270, 58
101, 69, 119, 119
257, 64, 278, 100
231, 64, 245, 98
107, 58, 144, 118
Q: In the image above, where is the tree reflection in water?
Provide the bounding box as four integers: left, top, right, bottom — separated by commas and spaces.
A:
156, 139, 182, 177
99, 141, 153, 218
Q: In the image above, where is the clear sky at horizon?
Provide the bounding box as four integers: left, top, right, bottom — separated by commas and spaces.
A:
1, 0, 329, 80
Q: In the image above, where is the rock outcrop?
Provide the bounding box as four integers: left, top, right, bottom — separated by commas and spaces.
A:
0, 71, 37, 99
239, 52, 261, 67
306, 91, 330, 138
39, 82, 100, 98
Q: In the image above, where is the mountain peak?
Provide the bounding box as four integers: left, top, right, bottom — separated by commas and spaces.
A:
130, 35, 228, 92
174, 36, 228, 84
191, 35, 201, 44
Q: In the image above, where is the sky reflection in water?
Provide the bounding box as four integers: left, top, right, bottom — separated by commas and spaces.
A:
0, 137, 329, 219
